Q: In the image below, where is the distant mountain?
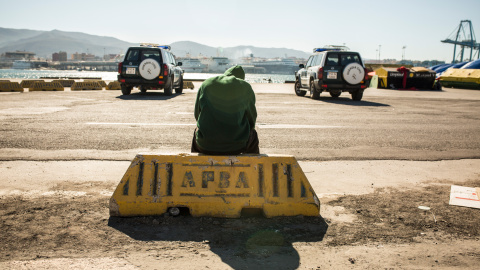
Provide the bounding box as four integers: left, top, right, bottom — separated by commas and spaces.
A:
170, 41, 310, 59
0, 28, 43, 47
0, 28, 135, 58
0, 28, 309, 60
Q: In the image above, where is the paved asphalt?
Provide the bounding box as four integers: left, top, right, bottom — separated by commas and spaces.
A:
1, 83, 479, 161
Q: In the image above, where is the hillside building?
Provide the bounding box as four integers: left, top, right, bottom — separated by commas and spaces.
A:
52, 51, 68, 62
71, 52, 97, 61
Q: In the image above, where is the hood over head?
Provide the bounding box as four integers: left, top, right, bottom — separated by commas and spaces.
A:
224, 65, 245, 80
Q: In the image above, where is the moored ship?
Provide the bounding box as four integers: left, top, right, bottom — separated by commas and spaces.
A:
250, 58, 300, 74
12, 60, 33, 69
180, 58, 207, 73
200, 57, 232, 73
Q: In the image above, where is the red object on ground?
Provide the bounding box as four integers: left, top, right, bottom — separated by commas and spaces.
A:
397, 66, 409, 89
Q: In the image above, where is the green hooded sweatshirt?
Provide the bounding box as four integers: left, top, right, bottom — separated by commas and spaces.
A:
194, 65, 257, 153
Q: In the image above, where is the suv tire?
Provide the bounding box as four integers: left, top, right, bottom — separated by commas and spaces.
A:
294, 80, 307, 96
311, 81, 320, 100
343, 63, 365, 85
121, 85, 132, 95
175, 77, 184, 94
139, 59, 161, 80
330, 91, 341, 98
164, 78, 173, 96
351, 90, 363, 101
140, 86, 147, 93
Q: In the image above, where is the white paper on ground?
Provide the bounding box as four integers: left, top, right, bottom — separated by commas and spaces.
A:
449, 185, 480, 209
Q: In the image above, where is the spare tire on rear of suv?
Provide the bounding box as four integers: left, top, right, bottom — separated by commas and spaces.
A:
139, 59, 161, 80
343, 63, 365, 85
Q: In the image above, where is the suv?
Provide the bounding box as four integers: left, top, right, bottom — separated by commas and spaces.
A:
295, 47, 367, 101
118, 44, 184, 95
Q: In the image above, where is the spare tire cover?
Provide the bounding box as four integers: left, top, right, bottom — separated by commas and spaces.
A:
139, 59, 161, 80
343, 63, 365, 85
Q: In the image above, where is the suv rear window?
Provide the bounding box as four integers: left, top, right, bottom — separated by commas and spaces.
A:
341, 54, 361, 65
140, 50, 161, 61
326, 54, 339, 66
126, 49, 140, 61
125, 49, 162, 62
325, 53, 361, 66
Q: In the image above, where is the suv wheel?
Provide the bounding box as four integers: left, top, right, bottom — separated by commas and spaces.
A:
140, 86, 147, 93
139, 59, 161, 80
121, 85, 132, 95
330, 91, 341, 98
164, 78, 173, 96
175, 77, 184, 94
351, 90, 364, 101
343, 63, 365, 85
294, 80, 307, 96
310, 81, 320, 100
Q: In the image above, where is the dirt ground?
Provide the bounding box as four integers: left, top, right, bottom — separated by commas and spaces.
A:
0, 159, 479, 269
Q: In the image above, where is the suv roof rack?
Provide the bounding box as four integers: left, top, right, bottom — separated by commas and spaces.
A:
313, 45, 350, 53
140, 43, 171, 50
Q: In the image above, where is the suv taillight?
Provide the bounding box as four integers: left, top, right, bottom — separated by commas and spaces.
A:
118, 62, 123, 74
163, 64, 169, 76
364, 68, 369, 81
318, 67, 323, 80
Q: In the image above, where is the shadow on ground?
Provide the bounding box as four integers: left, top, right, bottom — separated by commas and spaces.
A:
108, 214, 328, 269
317, 97, 390, 106
116, 91, 183, 100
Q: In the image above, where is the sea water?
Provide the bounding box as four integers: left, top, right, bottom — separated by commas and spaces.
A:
0, 69, 295, 83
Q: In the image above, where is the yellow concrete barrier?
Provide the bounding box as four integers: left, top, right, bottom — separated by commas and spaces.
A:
110, 154, 320, 218
441, 69, 480, 83
440, 69, 480, 89
85, 79, 107, 88
0, 82, 24, 92
71, 81, 103, 91
183, 81, 195, 89
106, 81, 121, 90
29, 82, 65, 91
20, 79, 44, 88
52, 79, 75, 87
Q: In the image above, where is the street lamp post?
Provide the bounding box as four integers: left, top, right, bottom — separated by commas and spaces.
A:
378, 45, 381, 63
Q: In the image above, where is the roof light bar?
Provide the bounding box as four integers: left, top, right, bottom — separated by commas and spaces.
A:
314, 48, 342, 52
140, 43, 171, 50
157, 45, 171, 50
313, 45, 350, 53
140, 43, 159, 47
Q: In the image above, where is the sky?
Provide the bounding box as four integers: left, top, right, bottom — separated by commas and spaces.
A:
1, 0, 479, 62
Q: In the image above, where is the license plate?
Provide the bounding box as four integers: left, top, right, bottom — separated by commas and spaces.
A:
327, 72, 337, 79
126, 67, 136, 74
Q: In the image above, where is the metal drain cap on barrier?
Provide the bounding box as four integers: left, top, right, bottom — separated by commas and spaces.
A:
109, 153, 320, 218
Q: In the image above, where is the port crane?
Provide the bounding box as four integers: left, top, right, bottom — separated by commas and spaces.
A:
441, 20, 480, 63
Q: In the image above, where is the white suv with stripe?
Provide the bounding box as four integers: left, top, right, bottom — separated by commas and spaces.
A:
295, 47, 367, 101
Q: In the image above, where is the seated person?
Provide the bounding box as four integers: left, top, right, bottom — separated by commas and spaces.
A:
191, 65, 259, 155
